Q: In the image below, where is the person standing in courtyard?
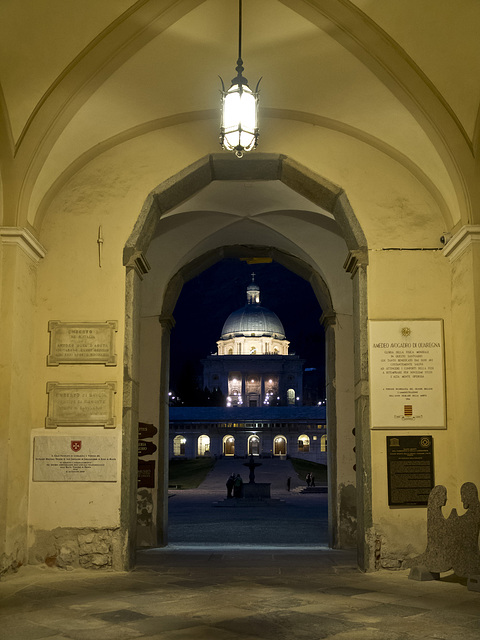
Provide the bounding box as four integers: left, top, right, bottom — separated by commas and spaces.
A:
226, 473, 235, 498
233, 474, 243, 498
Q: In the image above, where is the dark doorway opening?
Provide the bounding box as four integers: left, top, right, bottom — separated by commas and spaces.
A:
167, 258, 328, 547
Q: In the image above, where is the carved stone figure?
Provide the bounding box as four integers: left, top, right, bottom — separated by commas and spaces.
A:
407, 482, 480, 578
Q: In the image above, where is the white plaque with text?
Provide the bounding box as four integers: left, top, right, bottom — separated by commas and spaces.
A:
48, 321, 117, 366
46, 382, 116, 428
369, 320, 445, 429
33, 435, 118, 482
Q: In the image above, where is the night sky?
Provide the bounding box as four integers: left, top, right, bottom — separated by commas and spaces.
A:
169, 259, 326, 398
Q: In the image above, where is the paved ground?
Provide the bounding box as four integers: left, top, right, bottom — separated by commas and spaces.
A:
167, 457, 329, 547
1, 458, 479, 639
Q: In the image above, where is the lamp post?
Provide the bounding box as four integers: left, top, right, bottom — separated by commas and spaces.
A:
219, 0, 260, 158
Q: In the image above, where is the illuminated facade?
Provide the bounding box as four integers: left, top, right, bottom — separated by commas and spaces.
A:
169, 406, 327, 462
203, 277, 304, 407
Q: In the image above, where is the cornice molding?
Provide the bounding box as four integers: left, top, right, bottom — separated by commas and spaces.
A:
442, 225, 480, 262
0, 227, 46, 262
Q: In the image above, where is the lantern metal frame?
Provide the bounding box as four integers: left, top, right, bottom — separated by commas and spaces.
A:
219, 0, 261, 158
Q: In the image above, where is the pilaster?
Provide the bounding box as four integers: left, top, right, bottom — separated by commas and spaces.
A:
156, 315, 175, 547
443, 225, 480, 480
0, 227, 45, 574
344, 248, 372, 571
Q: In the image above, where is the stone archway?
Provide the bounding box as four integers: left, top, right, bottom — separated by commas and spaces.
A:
123, 153, 371, 569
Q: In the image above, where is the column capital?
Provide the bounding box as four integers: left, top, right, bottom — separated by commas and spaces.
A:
158, 315, 176, 332
343, 248, 368, 277
125, 250, 150, 279
320, 311, 336, 328
0, 227, 46, 263
442, 225, 480, 262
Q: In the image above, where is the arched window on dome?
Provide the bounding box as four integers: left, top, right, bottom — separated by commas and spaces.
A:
287, 388, 295, 405
298, 434, 310, 452
250, 346, 256, 354
228, 348, 233, 355
173, 435, 186, 456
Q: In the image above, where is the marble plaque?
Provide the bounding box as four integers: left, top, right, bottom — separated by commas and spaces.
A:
48, 321, 117, 365
33, 435, 118, 482
369, 320, 446, 429
46, 382, 116, 428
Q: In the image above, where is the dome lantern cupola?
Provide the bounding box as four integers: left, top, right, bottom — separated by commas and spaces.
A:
246, 272, 260, 304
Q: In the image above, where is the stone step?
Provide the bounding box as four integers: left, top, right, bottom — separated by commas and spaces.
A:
299, 486, 328, 493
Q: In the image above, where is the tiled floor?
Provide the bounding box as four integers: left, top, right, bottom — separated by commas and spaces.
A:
2, 459, 479, 639
1, 548, 479, 639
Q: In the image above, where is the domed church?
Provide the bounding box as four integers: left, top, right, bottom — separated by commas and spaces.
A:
169, 275, 326, 462
203, 275, 304, 407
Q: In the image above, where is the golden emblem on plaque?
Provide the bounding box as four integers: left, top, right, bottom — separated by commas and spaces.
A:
401, 327, 411, 337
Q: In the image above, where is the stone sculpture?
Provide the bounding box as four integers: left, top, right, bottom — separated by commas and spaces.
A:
407, 482, 480, 579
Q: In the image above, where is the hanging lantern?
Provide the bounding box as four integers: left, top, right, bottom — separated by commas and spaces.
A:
219, 0, 261, 158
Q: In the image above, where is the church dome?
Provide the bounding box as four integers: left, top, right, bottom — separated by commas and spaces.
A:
219, 274, 286, 340
220, 305, 286, 339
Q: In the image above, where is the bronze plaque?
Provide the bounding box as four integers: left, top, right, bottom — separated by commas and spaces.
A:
387, 435, 434, 506
138, 441, 157, 457
138, 460, 155, 488
138, 422, 158, 439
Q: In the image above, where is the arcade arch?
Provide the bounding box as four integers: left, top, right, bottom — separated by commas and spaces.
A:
197, 435, 210, 457
223, 435, 235, 456
248, 435, 261, 456
173, 435, 186, 457
125, 154, 368, 566
274, 436, 287, 456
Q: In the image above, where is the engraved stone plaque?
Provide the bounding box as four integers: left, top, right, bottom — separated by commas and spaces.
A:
33, 435, 118, 482
369, 320, 446, 429
48, 321, 117, 366
387, 435, 434, 506
46, 382, 116, 428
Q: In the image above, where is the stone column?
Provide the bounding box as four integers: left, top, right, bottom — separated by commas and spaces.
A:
0, 228, 46, 574
320, 311, 337, 548
156, 315, 175, 547
121, 252, 149, 569
344, 249, 372, 571
137, 315, 164, 547
443, 226, 480, 482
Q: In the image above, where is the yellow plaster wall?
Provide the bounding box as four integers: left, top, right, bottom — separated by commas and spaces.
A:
28, 168, 137, 535
366, 247, 479, 559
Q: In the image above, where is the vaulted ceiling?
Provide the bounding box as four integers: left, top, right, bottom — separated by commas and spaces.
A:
1, 0, 479, 230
